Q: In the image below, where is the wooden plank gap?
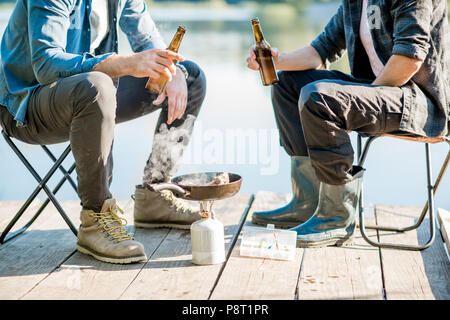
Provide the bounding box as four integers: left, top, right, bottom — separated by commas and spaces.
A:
373, 205, 387, 300
0, 200, 81, 300
117, 228, 172, 300
437, 208, 450, 260
119, 194, 252, 300
376, 205, 450, 299
210, 192, 304, 300
20, 200, 172, 300
207, 194, 255, 300
293, 248, 307, 300
18, 249, 78, 300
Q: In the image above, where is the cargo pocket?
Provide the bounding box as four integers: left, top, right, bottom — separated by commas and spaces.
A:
384, 113, 402, 133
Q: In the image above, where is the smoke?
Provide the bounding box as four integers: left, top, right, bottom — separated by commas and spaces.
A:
143, 114, 197, 185
176, 172, 210, 186
176, 172, 229, 186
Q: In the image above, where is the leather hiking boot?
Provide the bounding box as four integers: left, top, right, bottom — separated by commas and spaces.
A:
252, 156, 320, 228
133, 185, 201, 229
291, 166, 364, 248
77, 199, 147, 264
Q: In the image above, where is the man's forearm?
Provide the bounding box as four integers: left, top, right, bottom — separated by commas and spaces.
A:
92, 49, 183, 80
372, 54, 423, 87
277, 45, 324, 71
93, 54, 133, 78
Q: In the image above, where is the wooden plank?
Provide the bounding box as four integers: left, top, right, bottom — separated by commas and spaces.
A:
119, 194, 252, 300
22, 199, 171, 300
296, 204, 383, 300
0, 200, 80, 300
437, 208, 450, 256
376, 205, 450, 300
210, 191, 304, 300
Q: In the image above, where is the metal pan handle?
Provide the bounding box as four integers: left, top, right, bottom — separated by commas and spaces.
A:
148, 183, 188, 197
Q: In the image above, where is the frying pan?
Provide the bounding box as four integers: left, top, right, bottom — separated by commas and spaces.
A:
148, 172, 242, 201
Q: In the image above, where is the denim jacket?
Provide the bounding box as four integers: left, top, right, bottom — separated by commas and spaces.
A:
0, 0, 166, 126
311, 0, 450, 138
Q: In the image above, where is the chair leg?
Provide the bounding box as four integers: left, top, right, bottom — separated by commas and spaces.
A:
357, 134, 362, 161
0, 163, 77, 244
1, 133, 78, 244
357, 135, 378, 167
41, 145, 78, 192
358, 139, 450, 250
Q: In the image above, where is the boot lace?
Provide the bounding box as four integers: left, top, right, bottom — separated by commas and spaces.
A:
90, 204, 133, 243
159, 190, 194, 214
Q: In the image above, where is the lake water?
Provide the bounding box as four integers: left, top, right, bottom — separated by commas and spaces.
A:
0, 2, 448, 210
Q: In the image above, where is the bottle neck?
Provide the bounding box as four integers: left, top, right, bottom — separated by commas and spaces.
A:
168, 28, 185, 52
252, 23, 264, 43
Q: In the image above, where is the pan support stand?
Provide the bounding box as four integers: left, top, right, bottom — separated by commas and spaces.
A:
199, 200, 216, 219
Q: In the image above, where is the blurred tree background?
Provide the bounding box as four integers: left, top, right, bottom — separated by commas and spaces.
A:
0, 0, 448, 19
150, 0, 335, 12
147, 0, 450, 21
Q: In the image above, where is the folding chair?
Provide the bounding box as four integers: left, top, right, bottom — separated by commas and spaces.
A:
356, 133, 450, 251
0, 129, 78, 244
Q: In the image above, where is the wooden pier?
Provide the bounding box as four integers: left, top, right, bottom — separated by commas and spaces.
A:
0, 192, 449, 300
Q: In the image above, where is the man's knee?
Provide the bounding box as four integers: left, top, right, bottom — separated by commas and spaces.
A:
277, 70, 295, 86
271, 71, 294, 109
277, 69, 321, 88
273, 70, 295, 94
271, 71, 284, 98
74, 71, 117, 121
272, 70, 316, 110
298, 81, 334, 118
183, 60, 207, 101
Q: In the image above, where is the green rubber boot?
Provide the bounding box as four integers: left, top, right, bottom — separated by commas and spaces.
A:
251, 156, 320, 228
292, 166, 365, 248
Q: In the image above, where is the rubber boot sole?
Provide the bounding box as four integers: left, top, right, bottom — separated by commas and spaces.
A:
251, 215, 304, 229
76, 244, 147, 264
296, 235, 354, 248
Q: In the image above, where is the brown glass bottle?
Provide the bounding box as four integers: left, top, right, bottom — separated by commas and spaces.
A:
252, 18, 278, 86
145, 26, 186, 94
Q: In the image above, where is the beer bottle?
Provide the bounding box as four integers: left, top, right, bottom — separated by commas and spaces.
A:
251, 18, 278, 86
145, 26, 186, 94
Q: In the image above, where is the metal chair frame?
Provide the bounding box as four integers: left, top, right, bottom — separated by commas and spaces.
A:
356, 134, 450, 251
0, 130, 78, 244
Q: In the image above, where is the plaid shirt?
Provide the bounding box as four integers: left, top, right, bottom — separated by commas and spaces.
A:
311, 0, 450, 138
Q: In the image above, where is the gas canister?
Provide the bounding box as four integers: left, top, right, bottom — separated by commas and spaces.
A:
190, 216, 225, 265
